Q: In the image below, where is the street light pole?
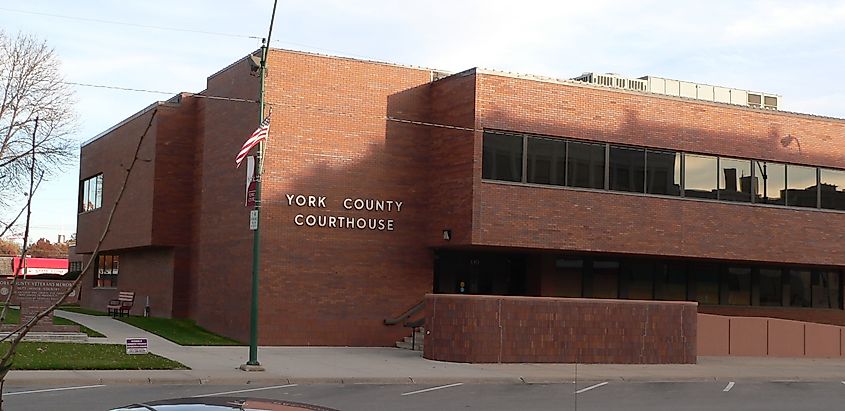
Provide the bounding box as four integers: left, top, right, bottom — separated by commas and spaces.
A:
241, 0, 278, 371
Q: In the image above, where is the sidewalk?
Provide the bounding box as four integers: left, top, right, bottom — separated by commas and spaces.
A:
5, 311, 845, 386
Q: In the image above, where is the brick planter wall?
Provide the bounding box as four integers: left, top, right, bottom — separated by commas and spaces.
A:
424, 294, 697, 364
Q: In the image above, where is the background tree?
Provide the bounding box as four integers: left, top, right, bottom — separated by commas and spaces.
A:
0, 30, 76, 209
0, 239, 19, 257
26, 238, 68, 258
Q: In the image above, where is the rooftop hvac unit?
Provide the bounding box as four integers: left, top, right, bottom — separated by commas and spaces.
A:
573, 72, 647, 92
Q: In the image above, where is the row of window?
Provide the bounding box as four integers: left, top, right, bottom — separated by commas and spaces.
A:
78, 174, 103, 213
482, 131, 845, 210
551, 257, 842, 309
94, 254, 119, 288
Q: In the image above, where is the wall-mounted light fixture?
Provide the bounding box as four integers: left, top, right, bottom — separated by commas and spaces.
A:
442, 229, 452, 241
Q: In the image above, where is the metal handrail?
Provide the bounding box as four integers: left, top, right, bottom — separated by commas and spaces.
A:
383, 300, 424, 325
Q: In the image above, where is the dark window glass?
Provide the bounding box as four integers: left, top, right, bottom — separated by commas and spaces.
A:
719, 158, 752, 202
609, 146, 645, 193
787, 269, 811, 307
693, 264, 720, 304
786, 165, 817, 208
758, 268, 783, 306
655, 262, 687, 301
724, 267, 751, 305
623, 260, 654, 300
812, 270, 841, 309
646, 150, 681, 196
684, 154, 717, 199
753, 161, 786, 205
592, 260, 619, 299
819, 169, 845, 211
553, 258, 583, 297
95, 254, 119, 288
567, 141, 605, 189
527, 137, 566, 185
482, 132, 523, 182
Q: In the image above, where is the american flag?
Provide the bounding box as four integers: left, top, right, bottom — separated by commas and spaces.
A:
236, 114, 271, 168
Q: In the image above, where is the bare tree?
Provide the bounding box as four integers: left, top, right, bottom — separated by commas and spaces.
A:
0, 30, 76, 209
0, 108, 157, 409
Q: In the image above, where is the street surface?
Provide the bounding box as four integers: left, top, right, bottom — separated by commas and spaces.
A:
4, 381, 845, 410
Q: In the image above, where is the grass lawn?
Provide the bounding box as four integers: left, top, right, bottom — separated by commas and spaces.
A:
57, 305, 109, 316
118, 316, 244, 346
5, 341, 187, 370
1, 307, 106, 338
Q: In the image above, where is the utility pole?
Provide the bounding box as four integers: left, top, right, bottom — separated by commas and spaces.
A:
241, 0, 278, 371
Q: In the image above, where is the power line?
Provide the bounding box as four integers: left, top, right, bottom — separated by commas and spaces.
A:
0, 6, 261, 40
62, 81, 257, 104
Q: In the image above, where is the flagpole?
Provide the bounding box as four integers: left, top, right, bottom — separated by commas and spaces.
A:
242, 0, 278, 371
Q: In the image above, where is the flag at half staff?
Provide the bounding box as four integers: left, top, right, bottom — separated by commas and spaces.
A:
236, 114, 271, 168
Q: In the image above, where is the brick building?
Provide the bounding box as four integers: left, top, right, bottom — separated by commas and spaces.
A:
76, 49, 845, 355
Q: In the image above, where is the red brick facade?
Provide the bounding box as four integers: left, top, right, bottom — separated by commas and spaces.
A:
424, 294, 697, 364
76, 49, 845, 349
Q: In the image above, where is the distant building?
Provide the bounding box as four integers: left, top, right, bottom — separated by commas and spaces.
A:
75, 49, 845, 349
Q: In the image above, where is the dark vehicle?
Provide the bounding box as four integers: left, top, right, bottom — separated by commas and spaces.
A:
111, 396, 339, 411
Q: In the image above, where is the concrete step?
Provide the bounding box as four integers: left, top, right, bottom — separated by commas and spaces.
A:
0, 332, 89, 343
395, 340, 423, 351
403, 335, 424, 344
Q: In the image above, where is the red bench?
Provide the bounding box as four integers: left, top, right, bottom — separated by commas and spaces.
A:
107, 291, 135, 317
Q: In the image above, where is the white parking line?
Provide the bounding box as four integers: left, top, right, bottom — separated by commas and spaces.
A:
193, 384, 298, 398
723, 382, 735, 392
6, 384, 106, 396
575, 381, 609, 394
401, 383, 464, 396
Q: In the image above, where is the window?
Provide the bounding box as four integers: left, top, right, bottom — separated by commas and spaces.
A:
723, 267, 751, 305
590, 260, 619, 299
787, 269, 811, 307
609, 146, 645, 193
646, 150, 681, 196
567, 141, 605, 189
786, 165, 817, 208
758, 268, 783, 306
622, 260, 654, 300
527, 137, 566, 185
719, 157, 752, 202
655, 262, 687, 300
482, 132, 523, 182
553, 258, 583, 297
684, 154, 718, 199
693, 264, 720, 305
753, 161, 786, 205
819, 169, 845, 211
79, 174, 103, 212
69, 261, 83, 272
95, 254, 119, 288
812, 270, 841, 309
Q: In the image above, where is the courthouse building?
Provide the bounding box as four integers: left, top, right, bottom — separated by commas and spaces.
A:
76, 49, 845, 356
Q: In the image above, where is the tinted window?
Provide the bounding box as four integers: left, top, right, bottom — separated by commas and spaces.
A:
591, 260, 619, 299
482, 132, 523, 182
526, 137, 566, 185
812, 270, 841, 309
623, 260, 654, 300
693, 265, 720, 305
819, 168, 845, 211
567, 141, 605, 189
786, 165, 817, 208
646, 150, 681, 196
753, 161, 785, 205
655, 262, 687, 301
609, 146, 645, 193
684, 154, 717, 199
787, 269, 811, 307
724, 267, 751, 305
758, 268, 783, 306
553, 258, 583, 297
719, 158, 752, 202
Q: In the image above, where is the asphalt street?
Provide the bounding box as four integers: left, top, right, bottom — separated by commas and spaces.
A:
5, 381, 845, 411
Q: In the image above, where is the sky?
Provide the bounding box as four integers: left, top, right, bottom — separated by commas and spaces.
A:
1, 0, 844, 245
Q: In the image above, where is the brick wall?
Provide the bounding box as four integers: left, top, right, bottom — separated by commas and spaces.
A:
80, 247, 174, 317
424, 294, 697, 364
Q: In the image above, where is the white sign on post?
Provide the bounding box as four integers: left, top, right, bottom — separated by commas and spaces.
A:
126, 338, 148, 355
249, 209, 259, 230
